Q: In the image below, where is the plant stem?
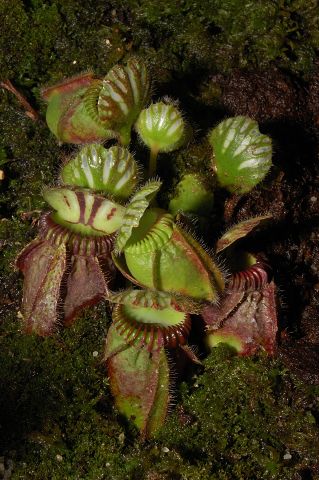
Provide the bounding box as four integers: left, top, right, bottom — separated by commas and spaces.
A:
118, 126, 131, 147
148, 148, 159, 178
0, 79, 39, 121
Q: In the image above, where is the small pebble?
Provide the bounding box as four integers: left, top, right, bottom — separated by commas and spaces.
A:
56, 454, 63, 462
283, 452, 292, 460
310, 196, 317, 203
162, 447, 169, 453
92, 351, 99, 357
105, 462, 110, 467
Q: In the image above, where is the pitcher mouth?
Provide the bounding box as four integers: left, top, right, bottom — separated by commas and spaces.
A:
113, 303, 191, 351
108, 287, 202, 352
124, 208, 174, 254
38, 212, 115, 256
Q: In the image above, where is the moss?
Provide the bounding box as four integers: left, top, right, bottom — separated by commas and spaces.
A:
0, 217, 32, 278
2, 328, 318, 479
0, 98, 60, 216
125, 0, 319, 80
0, 1, 29, 81
1, 0, 318, 94
0, 305, 141, 480
0, 0, 128, 89
157, 346, 319, 479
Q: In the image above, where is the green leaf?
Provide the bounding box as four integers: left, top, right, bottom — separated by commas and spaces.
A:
115, 180, 162, 253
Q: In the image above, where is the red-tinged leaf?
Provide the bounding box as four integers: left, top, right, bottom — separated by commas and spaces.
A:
202, 290, 245, 328
216, 215, 272, 253
42, 73, 114, 144
255, 281, 278, 355
105, 324, 170, 438
41, 73, 94, 101
204, 281, 278, 356
205, 292, 260, 355
16, 240, 66, 336
16, 238, 46, 272
64, 255, 108, 325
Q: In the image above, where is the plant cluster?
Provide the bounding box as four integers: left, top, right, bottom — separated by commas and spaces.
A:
16, 57, 278, 437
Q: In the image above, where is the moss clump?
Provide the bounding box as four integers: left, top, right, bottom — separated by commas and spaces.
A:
0, 102, 61, 219
0, 306, 143, 480
1, 0, 318, 96
156, 346, 319, 479
0, 0, 127, 89
127, 0, 319, 79
1, 333, 317, 479
0, 217, 32, 278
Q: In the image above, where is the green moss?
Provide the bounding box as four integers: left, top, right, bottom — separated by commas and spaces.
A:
126, 0, 319, 79
0, 305, 141, 480
0, 217, 32, 276
0, 1, 127, 89
1, 326, 318, 479
0, 100, 60, 215
1, 0, 317, 95
0, 1, 28, 80
157, 346, 319, 479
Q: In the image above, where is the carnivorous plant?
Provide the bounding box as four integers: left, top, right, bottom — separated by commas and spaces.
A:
16, 57, 277, 437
